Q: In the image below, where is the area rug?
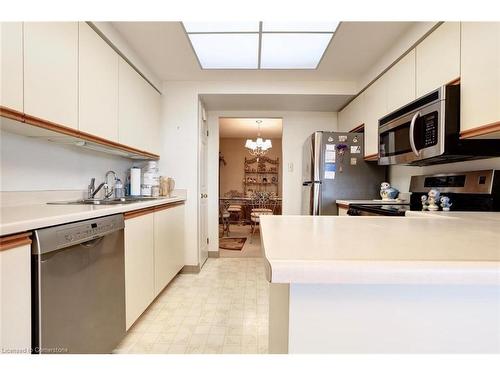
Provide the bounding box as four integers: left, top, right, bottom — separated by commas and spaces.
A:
219, 237, 247, 251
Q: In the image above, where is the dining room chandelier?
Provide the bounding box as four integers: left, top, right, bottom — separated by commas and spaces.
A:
245, 120, 272, 156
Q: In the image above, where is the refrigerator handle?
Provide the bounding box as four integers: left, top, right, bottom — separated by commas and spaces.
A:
313, 182, 321, 215
302, 181, 322, 186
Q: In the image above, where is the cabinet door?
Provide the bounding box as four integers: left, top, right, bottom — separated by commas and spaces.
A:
461, 22, 500, 137
0, 243, 31, 352
338, 93, 365, 133
386, 49, 416, 113
78, 22, 119, 141
416, 22, 460, 97
0, 22, 23, 112
154, 204, 185, 296
119, 58, 147, 151
124, 213, 155, 330
143, 83, 161, 154
24, 22, 78, 129
364, 76, 387, 157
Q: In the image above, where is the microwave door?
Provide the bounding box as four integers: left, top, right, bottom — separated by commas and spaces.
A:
378, 112, 416, 165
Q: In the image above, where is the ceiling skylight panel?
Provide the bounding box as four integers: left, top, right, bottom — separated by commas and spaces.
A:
182, 21, 339, 70
183, 22, 260, 33
260, 33, 333, 69
188, 33, 259, 69
262, 21, 339, 32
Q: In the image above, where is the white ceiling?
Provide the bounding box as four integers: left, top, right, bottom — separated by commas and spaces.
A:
110, 21, 416, 82
201, 94, 353, 111
219, 118, 283, 138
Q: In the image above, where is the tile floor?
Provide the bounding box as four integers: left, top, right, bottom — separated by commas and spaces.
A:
114, 257, 270, 354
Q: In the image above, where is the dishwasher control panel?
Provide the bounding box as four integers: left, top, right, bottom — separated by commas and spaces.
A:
57, 221, 117, 246
33, 214, 124, 254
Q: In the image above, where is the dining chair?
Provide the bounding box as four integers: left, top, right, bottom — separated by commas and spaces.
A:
249, 192, 277, 242
224, 190, 244, 225
219, 200, 231, 237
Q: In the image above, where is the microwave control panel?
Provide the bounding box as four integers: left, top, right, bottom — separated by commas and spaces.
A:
422, 111, 438, 147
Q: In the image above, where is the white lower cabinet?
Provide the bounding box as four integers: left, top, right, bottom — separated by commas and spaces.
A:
124, 213, 155, 330
154, 204, 185, 296
124, 203, 185, 330
0, 242, 31, 353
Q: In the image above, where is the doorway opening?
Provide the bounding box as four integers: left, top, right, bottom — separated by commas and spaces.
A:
218, 118, 283, 258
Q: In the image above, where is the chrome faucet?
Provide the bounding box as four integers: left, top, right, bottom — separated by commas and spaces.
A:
104, 171, 117, 199
88, 178, 105, 199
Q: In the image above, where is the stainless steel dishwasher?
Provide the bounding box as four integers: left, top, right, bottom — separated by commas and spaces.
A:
32, 214, 125, 354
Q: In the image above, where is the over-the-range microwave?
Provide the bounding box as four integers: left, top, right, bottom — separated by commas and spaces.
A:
378, 84, 500, 166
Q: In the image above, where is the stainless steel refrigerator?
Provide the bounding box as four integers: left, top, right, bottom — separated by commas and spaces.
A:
301, 131, 387, 215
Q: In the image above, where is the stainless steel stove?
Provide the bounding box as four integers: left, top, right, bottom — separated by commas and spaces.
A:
347, 170, 500, 216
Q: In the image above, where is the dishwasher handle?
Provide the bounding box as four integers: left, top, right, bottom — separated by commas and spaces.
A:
79, 236, 104, 248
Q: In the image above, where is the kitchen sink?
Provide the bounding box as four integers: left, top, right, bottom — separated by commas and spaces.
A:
47, 196, 168, 205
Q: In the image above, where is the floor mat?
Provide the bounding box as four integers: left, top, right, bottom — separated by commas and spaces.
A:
219, 237, 247, 250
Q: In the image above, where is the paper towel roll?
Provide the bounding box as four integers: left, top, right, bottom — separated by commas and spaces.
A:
130, 167, 141, 196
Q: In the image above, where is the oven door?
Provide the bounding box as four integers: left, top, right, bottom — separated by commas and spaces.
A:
378, 100, 444, 165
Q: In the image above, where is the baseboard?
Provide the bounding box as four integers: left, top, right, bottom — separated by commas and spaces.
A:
208, 251, 220, 258
181, 264, 201, 274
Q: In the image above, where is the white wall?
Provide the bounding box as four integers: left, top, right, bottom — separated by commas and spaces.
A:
389, 157, 500, 193
0, 130, 132, 192
207, 110, 338, 255
159, 80, 353, 266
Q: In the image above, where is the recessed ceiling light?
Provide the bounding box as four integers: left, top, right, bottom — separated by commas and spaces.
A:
182, 21, 338, 70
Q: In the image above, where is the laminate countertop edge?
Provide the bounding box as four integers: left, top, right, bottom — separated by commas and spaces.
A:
0, 197, 186, 236
260, 214, 500, 286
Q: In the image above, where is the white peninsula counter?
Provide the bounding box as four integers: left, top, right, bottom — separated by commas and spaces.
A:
260, 214, 500, 354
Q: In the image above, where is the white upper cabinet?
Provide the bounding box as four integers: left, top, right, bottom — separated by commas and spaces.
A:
78, 22, 119, 141
24, 22, 78, 129
143, 81, 161, 154
0, 22, 23, 112
119, 58, 160, 153
385, 49, 416, 113
460, 22, 500, 137
338, 93, 365, 133
364, 76, 387, 157
416, 22, 460, 97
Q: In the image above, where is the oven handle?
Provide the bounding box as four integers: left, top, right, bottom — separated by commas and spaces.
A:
409, 111, 421, 156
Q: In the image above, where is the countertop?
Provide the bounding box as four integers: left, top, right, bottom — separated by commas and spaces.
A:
260, 214, 500, 285
0, 196, 186, 236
